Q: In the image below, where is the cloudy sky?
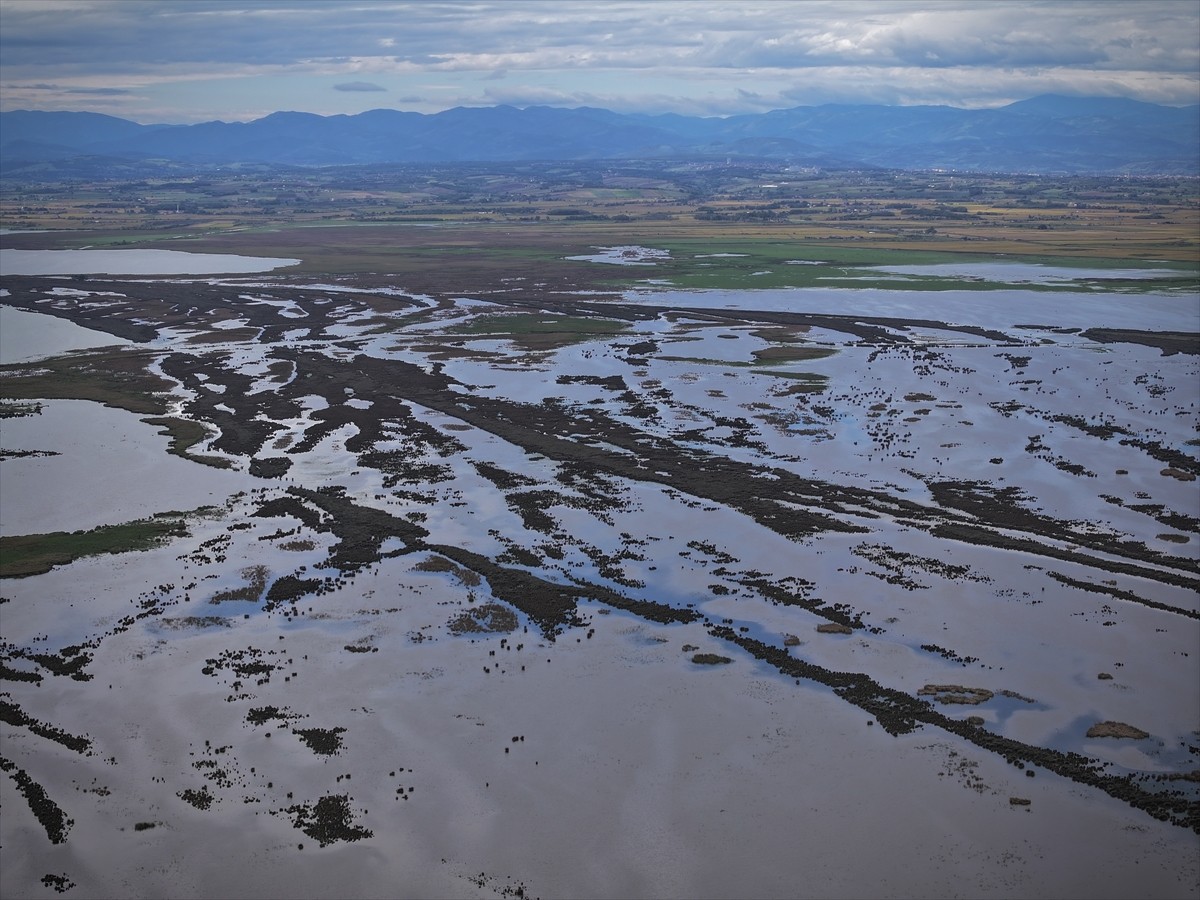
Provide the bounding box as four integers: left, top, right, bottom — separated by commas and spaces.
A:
1, 0, 1197, 123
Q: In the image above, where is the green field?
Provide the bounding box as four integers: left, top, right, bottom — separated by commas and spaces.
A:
0, 513, 195, 578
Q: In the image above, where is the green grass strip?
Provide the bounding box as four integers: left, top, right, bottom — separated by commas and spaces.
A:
0, 513, 191, 578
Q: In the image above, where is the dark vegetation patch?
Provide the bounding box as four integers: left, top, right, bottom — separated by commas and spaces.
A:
447, 602, 519, 635
201, 646, 284, 689
245, 706, 300, 726
691, 653, 732, 665
249, 455, 293, 478
472, 460, 539, 490
931, 519, 1199, 594
25, 648, 93, 681
268, 351, 900, 547
40, 873, 76, 893
0, 661, 43, 683
920, 644, 980, 666
735, 573, 858, 629
0, 698, 92, 754
1044, 571, 1199, 619
264, 574, 325, 608
430, 543, 697, 637
142, 416, 231, 468
157, 352, 289, 457
0, 348, 172, 414
853, 542, 981, 585
1038, 412, 1199, 476
211, 564, 269, 603
0, 756, 73, 843
0, 447, 59, 460
505, 490, 564, 534
293, 727, 348, 756
449, 312, 630, 349
282, 794, 373, 846
1079, 328, 1199, 356
3, 643, 95, 683
1119, 501, 1200, 534
927, 480, 1200, 590
286, 486, 427, 573
177, 786, 214, 810
752, 345, 838, 362
253, 495, 324, 530
556, 373, 629, 391
0, 401, 43, 418
278, 538, 316, 551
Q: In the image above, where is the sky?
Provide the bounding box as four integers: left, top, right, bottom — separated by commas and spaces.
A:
1, 0, 1197, 123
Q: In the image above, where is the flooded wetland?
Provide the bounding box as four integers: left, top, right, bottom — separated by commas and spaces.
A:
1, 168, 1198, 899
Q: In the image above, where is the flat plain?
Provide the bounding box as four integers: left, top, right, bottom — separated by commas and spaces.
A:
1, 165, 1198, 899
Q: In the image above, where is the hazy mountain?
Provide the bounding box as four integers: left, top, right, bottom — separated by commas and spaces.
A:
2, 95, 1196, 175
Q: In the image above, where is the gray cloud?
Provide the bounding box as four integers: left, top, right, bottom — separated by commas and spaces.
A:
21, 82, 131, 97
334, 81, 386, 92
27, 82, 131, 95
5, 1, 1195, 73
70, 86, 133, 95
1, 0, 1195, 119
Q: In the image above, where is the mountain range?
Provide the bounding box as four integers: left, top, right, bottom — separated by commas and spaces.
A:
2, 95, 1197, 176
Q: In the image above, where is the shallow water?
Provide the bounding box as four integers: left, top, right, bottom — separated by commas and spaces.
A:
0, 305, 134, 362
0, 400, 256, 535
0, 248, 300, 276
626, 285, 1200, 331
864, 261, 1187, 283
566, 245, 671, 265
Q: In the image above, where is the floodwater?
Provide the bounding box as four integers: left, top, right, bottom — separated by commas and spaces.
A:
566, 245, 672, 265
864, 261, 1187, 283
0, 247, 300, 276
0, 304, 254, 536
0, 400, 256, 535
0, 304, 133, 362
1, 262, 1198, 900
627, 285, 1200, 331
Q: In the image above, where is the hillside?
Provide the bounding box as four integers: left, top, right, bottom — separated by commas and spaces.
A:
1, 95, 1197, 176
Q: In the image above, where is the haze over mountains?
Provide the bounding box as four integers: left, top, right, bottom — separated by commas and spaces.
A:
2, 95, 1197, 176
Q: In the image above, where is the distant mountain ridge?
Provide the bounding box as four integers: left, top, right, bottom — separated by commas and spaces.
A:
2, 95, 1197, 176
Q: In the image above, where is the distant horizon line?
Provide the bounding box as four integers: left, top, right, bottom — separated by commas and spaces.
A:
5, 92, 1198, 127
